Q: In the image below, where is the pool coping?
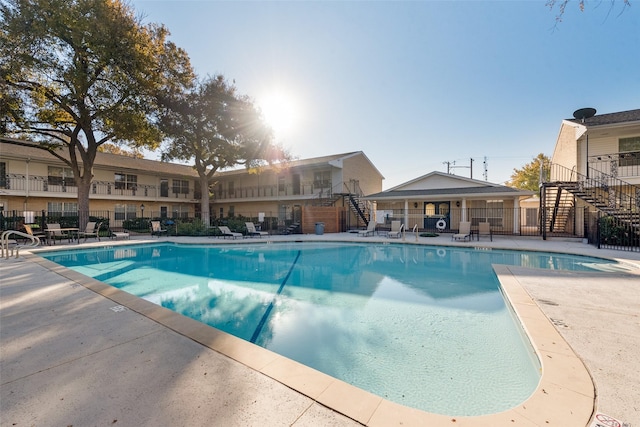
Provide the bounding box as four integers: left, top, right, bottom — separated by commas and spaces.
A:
25, 241, 602, 426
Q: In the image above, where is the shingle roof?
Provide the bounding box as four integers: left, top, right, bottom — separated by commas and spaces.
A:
365, 186, 532, 199
0, 140, 196, 178
567, 109, 640, 127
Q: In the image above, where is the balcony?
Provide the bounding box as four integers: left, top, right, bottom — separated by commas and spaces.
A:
214, 180, 332, 201
589, 151, 640, 179
1, 174, 196, 200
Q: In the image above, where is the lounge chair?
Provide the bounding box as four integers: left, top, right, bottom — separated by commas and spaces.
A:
388, 221, 404, 238
109, 228, 130, 240
358, 221, 376, 237
478, 222, 492, 241
77, 221, 101, 242
218, 226, 243, 239
245, 222, 269, 237
452, 221, 472, 241
150, 221, 168, 238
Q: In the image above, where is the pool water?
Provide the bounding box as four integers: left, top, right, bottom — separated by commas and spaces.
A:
40, 242, 620, 416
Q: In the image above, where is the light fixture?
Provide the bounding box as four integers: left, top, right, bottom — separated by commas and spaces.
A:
456, 201, 461, 207
413, 202, 418, 208
140, 203, 145, 214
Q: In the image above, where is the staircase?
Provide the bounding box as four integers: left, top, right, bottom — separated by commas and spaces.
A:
543, 164, 640, 243
314, 182, 371, 228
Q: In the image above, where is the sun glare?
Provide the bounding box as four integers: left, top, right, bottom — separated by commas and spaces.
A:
259, 91, 298, 136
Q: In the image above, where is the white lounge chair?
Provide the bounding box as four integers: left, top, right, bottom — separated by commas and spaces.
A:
245, 222, 268, 237
388, 221, 404, 238
358, 221, 376, 237
452, 221, 472, 241
218, 226, 243, 239
478, 222, 492, 241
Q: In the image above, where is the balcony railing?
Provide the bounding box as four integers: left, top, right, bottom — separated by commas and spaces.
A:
1, 174, 195, 200
215, 180, 331, 200
589, 151, 640, 178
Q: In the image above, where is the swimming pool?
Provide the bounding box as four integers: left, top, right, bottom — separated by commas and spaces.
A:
40, 242, 620, 416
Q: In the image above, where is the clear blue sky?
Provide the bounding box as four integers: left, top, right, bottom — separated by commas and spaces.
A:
132, 0, 639, 190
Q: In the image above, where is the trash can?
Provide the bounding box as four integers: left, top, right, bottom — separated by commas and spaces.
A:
315, 222, 325, 235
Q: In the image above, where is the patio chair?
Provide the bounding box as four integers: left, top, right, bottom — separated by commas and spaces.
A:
218, 226, 243, 239
19, 224, 45, 243
77, 221, 101, 242
478, 222, 492, 241
245, 222, 269, 237
45, 223, 70, 245
358, 221, 376, 237
452, 221, 472, 241
109, 227, 130, 240
387, 221, 404, 238
150, 221, 168, 238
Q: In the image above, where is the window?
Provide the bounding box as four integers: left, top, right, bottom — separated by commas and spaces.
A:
47, 202, 77, 216
171, 205, 189, 218
115, 204, 138, 220
228, 205, 235, 217
115, 173, 137, 190
48, 166, 75, 187
172, 179, 189, 194
0, 162, 6, 188
160, 206, 168, 218
469, 200, 503, 228
160, 179, 169, 197
314, 171, 331, 188
228, 181, 235, 196
619, 136, 640, 167
278, 176, 285, 192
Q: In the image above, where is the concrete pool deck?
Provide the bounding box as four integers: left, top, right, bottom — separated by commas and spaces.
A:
1, 232, 639, 426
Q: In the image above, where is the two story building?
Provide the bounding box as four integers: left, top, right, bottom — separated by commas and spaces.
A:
0, 140, 201, 228
0, 142, 384, 233
544, 108, 640, 249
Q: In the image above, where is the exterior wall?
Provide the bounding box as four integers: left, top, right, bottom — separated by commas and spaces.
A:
551, 122, 580, 178
341, 154, 383, 196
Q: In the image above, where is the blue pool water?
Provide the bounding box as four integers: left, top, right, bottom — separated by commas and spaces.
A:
40, 242, 621, 416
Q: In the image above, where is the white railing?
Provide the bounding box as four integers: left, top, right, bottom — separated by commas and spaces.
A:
1, 230, 41, 259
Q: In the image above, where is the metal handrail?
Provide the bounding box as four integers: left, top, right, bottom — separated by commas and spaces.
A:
1, 230, 41, 259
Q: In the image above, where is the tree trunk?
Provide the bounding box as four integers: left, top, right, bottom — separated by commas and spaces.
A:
77, 174, 92, 230
200, 175, 211, 226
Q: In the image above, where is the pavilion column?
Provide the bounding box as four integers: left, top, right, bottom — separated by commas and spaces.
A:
461, 199, 467, 222
404, 199, 409, 226
513, 197, 520, 234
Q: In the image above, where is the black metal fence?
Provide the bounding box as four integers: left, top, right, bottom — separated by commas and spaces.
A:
585, 209, 640, 252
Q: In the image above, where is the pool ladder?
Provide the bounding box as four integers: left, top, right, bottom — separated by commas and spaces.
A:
1, 230, 41, 259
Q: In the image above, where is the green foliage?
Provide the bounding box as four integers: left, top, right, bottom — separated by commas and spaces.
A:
599, 215, 633, 246
506, 153, 550, 191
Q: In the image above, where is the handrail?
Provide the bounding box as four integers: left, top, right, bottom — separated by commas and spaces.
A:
412, 224, 418, 242
1, 230, 41, 259
546, 163, 639, 214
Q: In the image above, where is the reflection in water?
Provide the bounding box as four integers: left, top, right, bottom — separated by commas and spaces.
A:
41, 242, 621, 416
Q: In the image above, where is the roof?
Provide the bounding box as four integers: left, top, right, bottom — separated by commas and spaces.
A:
365, 186, 532, 199
216, 151, 385, 178
566, 109, 640, 127
364, 170, 533, 200
0, 139, 199, 178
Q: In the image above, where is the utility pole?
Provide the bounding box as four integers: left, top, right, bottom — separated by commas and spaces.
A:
443, 161, 451, 174
470, 158, 474, 179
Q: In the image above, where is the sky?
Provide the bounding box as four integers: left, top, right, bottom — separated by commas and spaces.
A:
131, 0, 639, 190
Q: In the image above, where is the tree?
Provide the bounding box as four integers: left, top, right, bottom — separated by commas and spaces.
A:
0, 0, 193, 226
506, 153, 550, 191
98, 143, 144, 159
547, 0, 631, 23
159, 75, 289, 226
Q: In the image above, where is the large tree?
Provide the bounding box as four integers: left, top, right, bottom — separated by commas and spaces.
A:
506, 153, 550, 191
0, 0, 193, 226
159, 75, 288, 226
547, 0, 631, 23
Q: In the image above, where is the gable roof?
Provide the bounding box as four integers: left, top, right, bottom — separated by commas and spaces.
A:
365, 171, 533, 200
566, 109, 640, 128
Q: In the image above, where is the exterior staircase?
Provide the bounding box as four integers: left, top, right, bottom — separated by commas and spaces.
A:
543, 164, 640, 248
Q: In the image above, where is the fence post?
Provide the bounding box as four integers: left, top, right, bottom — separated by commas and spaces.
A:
596, 211, 601, 249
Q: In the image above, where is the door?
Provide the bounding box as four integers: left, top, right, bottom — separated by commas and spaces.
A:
423, 201, 451, 230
